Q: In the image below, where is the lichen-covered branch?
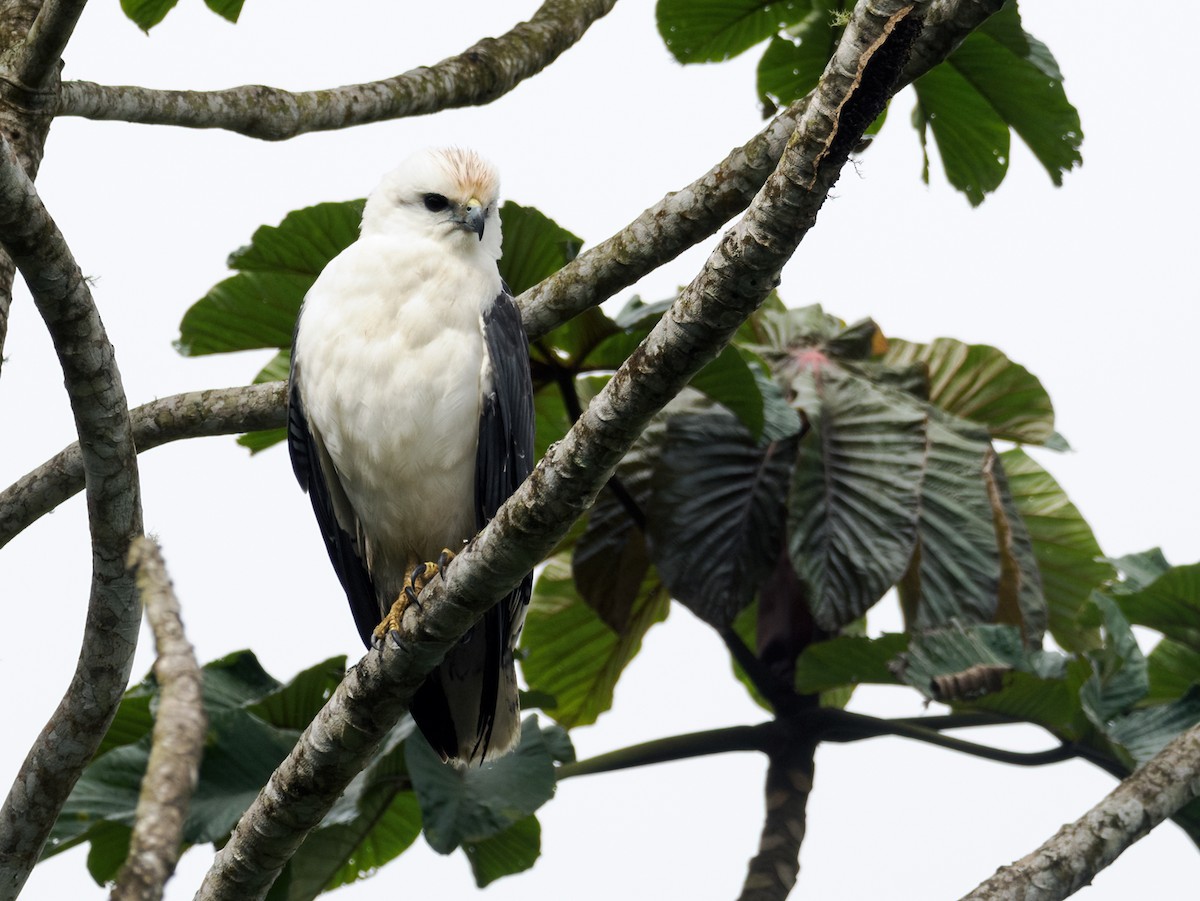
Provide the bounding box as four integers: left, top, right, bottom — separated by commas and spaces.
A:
0, 382, 286, 547
56, 0, 615, 140
193, 4, 928, 898
517, 0, 1004, 342
0, 134, 143, 900
959, 723, 1200, 901
112, 538, 206, 901
737, 744, 817, 901
8, 0, 89, 90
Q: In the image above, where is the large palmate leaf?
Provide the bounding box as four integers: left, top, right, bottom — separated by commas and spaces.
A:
498, 201, 582, 294
521, 554, 669, 729
756, 8, 838, 111
647, 411, 798, 627
899, 416, 1001, 629
465, 816, 542, 888
787, 366, 927, 630
1001, 448, 1111, 651
912, 1, 1082, 205
1079, 594, 1148, 730
1113, 561, 1200, 651
792, 633, 908, 694
882, 337, 1056, 445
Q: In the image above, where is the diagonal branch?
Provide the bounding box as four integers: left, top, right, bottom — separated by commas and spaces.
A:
112, 538, 206, 901
0, 135, 143, 901
0, 382, 285, 547
194, 3, 929, 898
7, 0, 89, 90
737, 743, 817, 901
959, 722, 1200, 901
56, 0, 616, 140
517, 0, 1004, 342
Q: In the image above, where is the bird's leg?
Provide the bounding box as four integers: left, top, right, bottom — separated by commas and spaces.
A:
372, 549, 457, 646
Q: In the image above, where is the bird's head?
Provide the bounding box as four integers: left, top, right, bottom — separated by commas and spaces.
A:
362, 147, 503, 261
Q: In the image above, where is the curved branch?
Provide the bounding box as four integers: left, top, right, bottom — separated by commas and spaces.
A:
0, 136, 143, 899
959, 723, 1200, 901
56, 0, 616, 140
557, 724, 774, 781
737, 743, 816, 901
194, 7, 933, 896
0, 382, 286, 547
517, 0, 1005, 342
112, 538, 206, 901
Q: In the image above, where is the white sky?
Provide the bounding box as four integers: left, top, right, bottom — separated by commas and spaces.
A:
2, 1, 1198, 899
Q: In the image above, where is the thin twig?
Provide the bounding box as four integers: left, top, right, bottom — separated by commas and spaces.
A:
112, 539, 206, 901
56, 0, 616, 140
0, 382, 286, 547
0, 134, 143, 900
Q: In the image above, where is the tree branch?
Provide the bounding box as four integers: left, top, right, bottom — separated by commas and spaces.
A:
737, 743, 816, 901
516, 0, 1005, 342
0, 134, 143, 901
0, 382, 285, 547
55, 0, 615, 140
193, 7, 937, 894
7, 0, 88, 91
112, 538, 206, 901
959, 723, 1200, 901
557, 724, 775, 780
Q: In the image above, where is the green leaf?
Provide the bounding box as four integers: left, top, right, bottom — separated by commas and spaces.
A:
96, 680, 156, 758
204, 0, 244, 23
497, 201, 582, 295
247, 656, 346, 731
1114, 562, 1200, 651
406, 718, 559, 854
521, 554, 669, 728
787, 366, 927, 630
1110, 548, 1172, 593
756, 12, 837, 110
913, 61, 1009, 206
901, 417, 1001, 629
1106, 688, 1200, 766
985, 450, 1048, 641
84, 822, 131, 885
647, 411, 796, 627
178, 200, 364, 357
1001, 448, 1112, 651
120, 0, 178, 31
911, 1, 1081, 203
691, 346, 767, 439
882, 338, 1056, 445
656, 0, 809, 63
200, 650, 282, 710
1079, 594, 1148, 729
793, 633, 907, 694
1147, 638, 1200, 705
464, 815, 541, 888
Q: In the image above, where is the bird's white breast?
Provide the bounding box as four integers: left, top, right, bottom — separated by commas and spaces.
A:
295, 233, 500, 596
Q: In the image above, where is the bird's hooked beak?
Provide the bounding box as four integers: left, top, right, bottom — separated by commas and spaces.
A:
459, 197, 486, 241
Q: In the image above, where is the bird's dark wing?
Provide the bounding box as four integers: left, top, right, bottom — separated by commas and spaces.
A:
288, 317, 380, 647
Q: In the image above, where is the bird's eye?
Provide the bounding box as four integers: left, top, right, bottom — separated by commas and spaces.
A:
423, 193, 449, 212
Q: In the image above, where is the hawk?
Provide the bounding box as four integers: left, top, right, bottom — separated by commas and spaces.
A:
287, 147, 534, 764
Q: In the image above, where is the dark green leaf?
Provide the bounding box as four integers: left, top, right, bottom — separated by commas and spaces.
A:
497, 201, 582, 295
521, 554, 669, 728
200, 650, 282, 710
689, 346, 767, 439
882, 338, 1055, 444
238, 427, 287, 454
204, 0, 245, 23
1001, 449, 1111, 651
120, 0, 178, 30
406, 718, 558, 854
1147, 638, 1200, 705
656, 0, 809, 63
1079, 594, 1148, 729
1106, 688, 1200, 766
1109, 548, 1172, 593
84, 822, 131, 885
912, 62, 1009, 206
1114, 562, 1200, 651
756, 12, 836, 109
787, 367, 927, 630
752, 359, 804, 443
177, 271, 310, 356
247, 656, 346, 731
901, 417, 1000, 629
96, 680, 156, 758
793, 633, 907, 694
464, 815, 541, 888
647, 411, 796, 627
229, 200, 364, 275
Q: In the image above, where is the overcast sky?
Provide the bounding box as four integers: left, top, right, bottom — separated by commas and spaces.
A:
2, 1, 1198, 899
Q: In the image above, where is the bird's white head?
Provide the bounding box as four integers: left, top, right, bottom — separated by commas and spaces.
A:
361, 147, 503, 261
